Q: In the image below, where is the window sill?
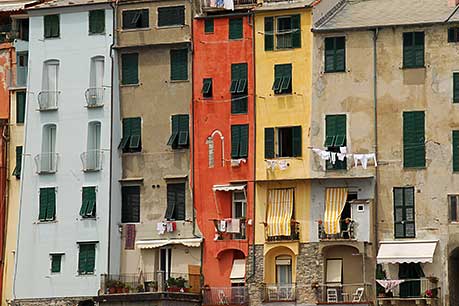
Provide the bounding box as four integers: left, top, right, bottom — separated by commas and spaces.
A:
265, 157, 302, 160
44, 37, 60, 40
403, 166, 426, 170
156, 25, 186, 29
120, 27, 151, 32
122, 151, 142, 155
324, 70, 346, 74
401, 66, 425, 70
170, 79, 190, 83
79, 217, 98, 221
229, 38, 244, 41
35, 220, 58, 224
76, 273, 96, 277
88, 32, 106, 36
273, 92, 292, 96
449, 221, 459, 224
231, 112, 248, 115
120, 83, 140, 88
204, 31, 214, 35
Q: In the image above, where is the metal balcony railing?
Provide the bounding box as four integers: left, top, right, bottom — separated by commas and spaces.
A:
80, 150, 103, 172
266, 220, 299, 242
34, 153, 58, 174
318, 219, 355, 240
202, 287, 248, 305
316, 283, 373, 303
201, 0, 255, 8
38, 91, 60, 111
213, 218, 247, 240
376, 278, 439, 300
263, 283, 296, 302
85, 87, 105, 108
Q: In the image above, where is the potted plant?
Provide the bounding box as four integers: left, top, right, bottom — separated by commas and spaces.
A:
145, 281, 158, 292
106, 280, 117, 294
115, 281, 125, 293
124, 285, 131, 293
167, 277, 188, 292
136, 284, 145, 293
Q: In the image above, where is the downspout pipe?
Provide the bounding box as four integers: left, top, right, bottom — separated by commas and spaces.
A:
372, 27, 379, 293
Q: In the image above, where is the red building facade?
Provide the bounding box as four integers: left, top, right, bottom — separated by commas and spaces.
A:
192, 12, 255, 292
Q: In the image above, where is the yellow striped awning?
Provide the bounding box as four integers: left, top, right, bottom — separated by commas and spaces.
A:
266, 188, 294, 237
324, 188, 348, 235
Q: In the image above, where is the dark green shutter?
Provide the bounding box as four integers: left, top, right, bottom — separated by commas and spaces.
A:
178, 115, 189, 146
454, 73, 459, 103
79, 244, 95, 274
81, 187, 96, 217
175, 183, 185, 220
449, 27, 458, 43
453, 131, 459, 172
121, 53, 139, 85
51, 254, 61, 273
165, 185, 176, 219
205, 19, 214, 33
403, 32, 424, 68
264, 17, 274, 51
168, 115, 179, 147
325, 37, 345, 72
265, 128, 275, 158
231, 63, 248, 114
403, 111, 425, 168
16, 91, 26, 124
122, 186, 140, 223
325, 115, 346, 147
13, 146, 22, 178
229, 18, 243, 40
39, 189, 48, 221
44, 15, 59, 38
291, 15, 301, 48
239, 125, 249, 158
393, 187, 415, 238
46, 188, 56, 221
170, 49, 188, 81
158, 6, 185, 27
129, 118, 141, 149
89, 10, 105, 34
292, 126, 302, 157
231, 125, 241, 159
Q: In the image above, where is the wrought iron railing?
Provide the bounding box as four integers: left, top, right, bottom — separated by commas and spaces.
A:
38, 91, 60, 110
85, 87, 105, 108
202, 287, 248, 305
266, 220, 299, 242
318, 219, 355, 240
263, 283, 296, 302
81, 150, 103, 172
201, 0, 256, 8
316, 283, 373, 303
34, 153, 58, 174
376, 278, 439, 299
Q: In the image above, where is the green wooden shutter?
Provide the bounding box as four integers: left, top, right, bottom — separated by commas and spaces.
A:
291, 15, 301, 48
80, 188, 89, 217
168, 115, 179, 147
239, 124, 249, 158
325, 115, 346, 147
46, 188, 56, 221
178, 114, 189, 147
121, 53, 139, 85
51, 254, 61, 273
205, 19, 214, 33
86, 244, 95, 273
231, 63, 248, 114
229, 18, 243, 40
454, 73, 459, 103
453, 131, 459, 172
174, 183, 185, 220
13, 146, 22, 178
403, 32, 424, 68
81, 187, 96, 217
89, 10, 105, 34
264, 17, 274, 51
231, 125, 241, 159
292, 126, 302, 157
403, 188, 415, 238
78, 245, 86, 273
44, 15, 59, 38
129, 117, 141, 150
414, 32, 424, 68
39, 188, 48, 221
170, 49, 188, 81
158, 6, 184, 27
324, 38, 335, 72
265, 128, 275, 158
393, 188, 405, 238
165, 184, 177, 219
16, 91, 26, 124
403, 111, 425, 168
335, 37, 346, 72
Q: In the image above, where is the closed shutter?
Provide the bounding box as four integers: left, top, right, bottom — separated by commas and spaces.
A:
81, 187, 96, 217
158, 6, 185, 27
265, 128, 275, 158
89, 10, 105, 34
453, 131, 459, 172
51, 255, 61, 273
335, 37, 346, 72
46, 188, 56, 221
273, 64, 292, 94
393, 187, 415, 238
79, 244, 96, 274
403, 32, 424, 68
16, 91, 26, 124
205, 19, 214, 33
231, 125, 241, 159
239, 124, 249, 158
229, 18, 243, 40
393, 188, 405, 238
454, 73, 459, 103
129, 118, 141, 150
292, 126, 302, 157
403, 111, 425, 168
170, 49, 188, 81
291, 15, 301, 48
325, 115, 346, 147
264, 17, 274, 51
39, 188, 48, 221
413, 32, 424, 67
324, 38, 335, 72
121, 186, 140, 223
44, 15, 59, 38
13, 146, 22, 178
121, 53, 139, 85
175, 183, 186, 220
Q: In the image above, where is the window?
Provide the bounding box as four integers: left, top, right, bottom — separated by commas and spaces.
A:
325, 36, 345, 72
229, 18, 243, 40
16, 91, 25, 124
160, 247, 172, 279
230, 63, 248, 113
205, 19, 214, 33
264, 15, 300, 51
44, 15, 59, 38
86, 121, 101, 171
120, 117, 141, 153
403, 111, 425, 168
165, 183, 185, 220
454, 131, 459, 172
80, 187, 96, 218
170, 49, 188, 81
202, 78, 212, 98
403, 32, 424, 68
167, 114, 189, 149
13, 18, 29, 41
39, 187, 56, 222
393, 187, 415, 238
231, 125, 249, 159
448, 27, 459, 43
89, 10, 105, 34
78, 243, 96, 275
16, 52, 28, 87
12, 146, 22, 179
158, 6, 185, 27
121, 186, 140, 223
275, 256, 292, 284
449, 195, 459, 222
40, 60, 59, 110
232, 191, 246, 239
264, 126, 301, 158
326, 259, 342, 283
454, 73, 459, 103
325, 115, 347, 170
272, 64, 292, 95
50, 254, 63, 273
40, 124, 57, 173
122, 9, 149, 29
121, 53, 138, 85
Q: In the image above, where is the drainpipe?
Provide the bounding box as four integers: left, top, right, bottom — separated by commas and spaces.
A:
372, 28, 379, 297
249, 10, 256, 281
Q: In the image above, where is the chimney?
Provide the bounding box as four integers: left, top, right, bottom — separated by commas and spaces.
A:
448, 0, 459, 7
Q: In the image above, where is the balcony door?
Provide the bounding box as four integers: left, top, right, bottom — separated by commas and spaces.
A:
160, 247, 172, 280
87, 121, 101, 170
275, 256, 292, 285
42, 60, 59, 108
232, 190, 246, 239
399, 263, 424, 297
41, 124, 56, 172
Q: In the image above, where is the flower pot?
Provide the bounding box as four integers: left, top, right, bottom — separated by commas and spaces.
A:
167, 287, 181, 292
109, 287, 116, 294
116, 287, 124, 293
124, 287, 130, 293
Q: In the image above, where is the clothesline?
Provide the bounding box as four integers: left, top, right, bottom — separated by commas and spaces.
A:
310, 147, 377, 170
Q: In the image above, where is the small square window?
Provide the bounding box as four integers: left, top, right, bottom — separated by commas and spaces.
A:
205, 19, 214, 33
449, 195, 459, 222
50, 254, 63, 273
122, 9, 149, 29
202, 78, 212, 98
44, 15, 60, 39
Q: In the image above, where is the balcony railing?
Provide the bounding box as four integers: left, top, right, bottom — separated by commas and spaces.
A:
316, 283, 373, 304
213, 218, 247, 240
318, 219, 355, 240
201, 0, 255, 8
85, 87, 105, 108
38, 91, 60, 111
34, 153, 58, 174
263, 283, 296, 302
202, 287, 248, 305
376, 278, 439, 300
266, 220, 299, 242
81, 150, 103, 172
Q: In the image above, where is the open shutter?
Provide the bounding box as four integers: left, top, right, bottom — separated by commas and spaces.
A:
292, 126, 302, 157
335, 115, 346, 146
121, 53, 139, 85
165, 185, 177, 219
80, 188, 89, 217
291, 15, 301, 48
86, 187, 96, 216
175, 184, 185, 220
454, 73, 459, 103
239, 125, 249, 158
168, 115, 179, 147
120, 118, 131, 150
264, 17, 274, 51
39, 189, 48, 221
265, 128, 275, 159
129, 118, 141, 150
231, 125, 241, 159
454, 131, 459, 172
13, 146, 22, 178
46, 188, 55, 221
178, 115, 189, 147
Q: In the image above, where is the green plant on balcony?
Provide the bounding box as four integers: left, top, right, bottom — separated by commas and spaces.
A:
167, 276, 188, 292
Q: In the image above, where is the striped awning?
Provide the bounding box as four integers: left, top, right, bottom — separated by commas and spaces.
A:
324, 188, 348, 234
266, 188, 294, 237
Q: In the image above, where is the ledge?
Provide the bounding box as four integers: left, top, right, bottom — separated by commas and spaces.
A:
95, 292, 201, 303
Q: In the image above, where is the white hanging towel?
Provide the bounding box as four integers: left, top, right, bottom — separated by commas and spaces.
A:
365, 153, 378, 167
339, 147, 347, 154
224, 0, 234, 10
337, 153, 346, 161
219, 220, 227, 232
226, 218, 240, 233
354, 154, 364, 168
156, 222, 166, 235
278, 160, 289, 170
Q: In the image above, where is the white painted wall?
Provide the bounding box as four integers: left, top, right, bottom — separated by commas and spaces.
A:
14, 5, 114, 299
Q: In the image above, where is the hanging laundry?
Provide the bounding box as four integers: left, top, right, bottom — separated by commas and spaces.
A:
337, 153, 346, 161
219, 220, 227, 232
266, 160, 277, 170
312, 148, 322, 155
223, 0, 234, 10
278, 160, 289, 170
330, 152, 337, 164
320, 150, 331, 161
353, 154, 364, 168
215, 0, 224, 7
231, 158, 247, 167
365, 153, 378, 167
340, 147, 347, 154
226, 218, 240, 233
156, 222, 166, 235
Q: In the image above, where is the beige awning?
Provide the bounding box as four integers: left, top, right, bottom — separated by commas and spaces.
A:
136, 238, 202, 249
212, 184, 246, 192
377, 240, 437, 264
230, 259, 246, 284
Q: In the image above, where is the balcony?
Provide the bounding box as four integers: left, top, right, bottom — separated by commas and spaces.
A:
377, 278, 439, 305
201, 0, 256, 9
38, 91, 59, 111
263, 283, 296, 302
266, 220, 299, 242
212, 218, 247, 240
85, 87, 105, 108
81, 150, 103, 172
318, 219, 355, 240
202, 287, 248, 305
316, 283, 373, 304
34, 153, 58, 174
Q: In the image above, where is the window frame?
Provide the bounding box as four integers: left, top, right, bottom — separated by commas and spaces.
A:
80, 186, 97, 219
78, 242, 96, 275
121, 185, 140, 223
325, 114, 347, 170
204, 18, 214, 33
393, 187, 416, 239
39, 187, 56, 222
157, 6, 185, 28
121, 53, 139, 86
448, 27, 459, 43
50, 253, 63, 273
264, 126, 302, 158
121, 9, 149, 30
170, 48, 188, 81
202, 78, 212, 98
272, 64, 292, 95
229, 17, 243, 40
12, 146, 22, 179
88, 9, 105, 35
167, 114, 189, 149
16, 91, 26, 124
402, 31, 425, 69
324, 36, 346, 73
264, 15, 301, 51
44, 14, 60, 39
165, 182, 186, 221
449, 194, 459, 222
403, 111, 425, 168
120, 117, 142, 153
231, 63, 248, 114
231, 124, 249, 159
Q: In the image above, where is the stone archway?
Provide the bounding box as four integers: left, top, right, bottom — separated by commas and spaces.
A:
449, 248, 459, 306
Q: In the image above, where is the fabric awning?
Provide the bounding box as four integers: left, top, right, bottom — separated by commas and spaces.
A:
212, 184, 246, 192
230, 259, 246, 283
377, 240, 438, 264
136, 238, 202, 249
266, 188, 294, 236
324, 188, 348, 234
